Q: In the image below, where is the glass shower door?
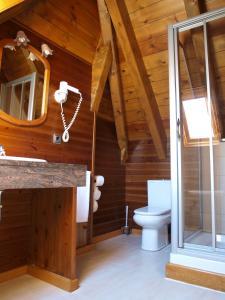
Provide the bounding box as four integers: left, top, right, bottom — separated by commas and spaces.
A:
208, 17, 225, 250
177, 24, 214, 249
169, 6, 225, 257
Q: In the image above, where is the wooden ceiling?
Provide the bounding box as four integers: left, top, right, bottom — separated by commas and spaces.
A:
1, 0, 225, 160
14, 0, 100, 64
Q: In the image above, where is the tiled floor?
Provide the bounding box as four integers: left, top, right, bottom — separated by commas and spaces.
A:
0, 234, 225, 300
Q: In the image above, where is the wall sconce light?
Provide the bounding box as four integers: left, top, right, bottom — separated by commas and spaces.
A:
12, 31, 54, 59
14, 31, 30, 46
41, 43, 53, 57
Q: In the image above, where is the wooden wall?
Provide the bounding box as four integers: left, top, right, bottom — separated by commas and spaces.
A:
0, 20, 94, 268
93, 117, 125, 236
126, 140, 170, 228
0, 21, 94, 165
0, 190, 32, 273
15, 0, 100, 64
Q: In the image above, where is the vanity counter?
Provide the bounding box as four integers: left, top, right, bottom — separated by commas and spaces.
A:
0, 159, 86, 190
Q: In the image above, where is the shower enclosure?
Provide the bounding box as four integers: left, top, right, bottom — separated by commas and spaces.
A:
169, 7, 225, 274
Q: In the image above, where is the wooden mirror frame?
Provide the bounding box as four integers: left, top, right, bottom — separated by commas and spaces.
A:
0, 38, 50, 127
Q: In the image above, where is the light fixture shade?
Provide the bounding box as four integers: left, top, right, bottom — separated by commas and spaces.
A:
14, 31, 30, 46
41, 43, 53, 57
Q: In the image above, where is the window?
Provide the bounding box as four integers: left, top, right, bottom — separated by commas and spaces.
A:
182, 97, 220, 146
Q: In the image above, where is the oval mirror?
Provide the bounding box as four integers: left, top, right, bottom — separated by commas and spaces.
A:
0, 39, 50, 126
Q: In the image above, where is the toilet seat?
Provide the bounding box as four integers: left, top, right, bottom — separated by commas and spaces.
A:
134, 206, 170, 216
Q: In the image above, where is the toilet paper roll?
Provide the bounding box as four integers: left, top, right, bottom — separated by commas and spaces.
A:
93, 187, 101, 201
93, 200, 98, 213
95, 175, 104, 187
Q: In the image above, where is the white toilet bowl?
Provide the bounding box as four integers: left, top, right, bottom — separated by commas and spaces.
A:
133, 180, 171, 251
133, 206, 171, 251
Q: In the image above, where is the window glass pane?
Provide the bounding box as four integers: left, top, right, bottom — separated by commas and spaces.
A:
21, 81, 31, 120
182, 97, 214, 139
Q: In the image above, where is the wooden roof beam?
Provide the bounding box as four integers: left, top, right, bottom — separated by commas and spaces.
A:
105, 0, 167, 159
91, 40, 112, 113
0, 0, 34, 24
97, 0, 128, 162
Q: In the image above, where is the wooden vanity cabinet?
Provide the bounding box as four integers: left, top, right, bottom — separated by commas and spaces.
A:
0, 160, 86, 291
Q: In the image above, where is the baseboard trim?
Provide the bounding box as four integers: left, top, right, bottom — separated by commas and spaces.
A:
28, 265, 79, 292
166, 263, 225, 292
77, 243, 95, 256
0, 265, 28, 283
92, 229, 122, 243
132, 228, 141, 235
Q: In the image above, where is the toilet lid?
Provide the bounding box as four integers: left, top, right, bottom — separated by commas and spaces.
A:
134, 206, 170, 216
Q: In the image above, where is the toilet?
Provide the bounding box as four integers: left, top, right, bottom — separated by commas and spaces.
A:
133, 180, 171, 251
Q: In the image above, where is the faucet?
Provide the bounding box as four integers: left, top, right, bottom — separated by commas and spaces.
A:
0, 145, 6, 156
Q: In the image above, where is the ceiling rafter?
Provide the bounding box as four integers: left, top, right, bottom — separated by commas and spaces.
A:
105, 0, 167, 160
91, 39, 112, 113
0, 0, 34, 24
97, 0, 128, 162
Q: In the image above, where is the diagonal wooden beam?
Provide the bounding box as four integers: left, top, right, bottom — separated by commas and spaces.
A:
183, 0, 222, 136
183, 0, 205, 80
105, 0, 167, 159
97, 0, 128, 162
0, 0, 27, 12
91, 40, 112, 113
0, 0, 34, 24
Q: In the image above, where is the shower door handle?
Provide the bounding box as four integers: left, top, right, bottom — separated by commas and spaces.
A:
177, 118, 181, 139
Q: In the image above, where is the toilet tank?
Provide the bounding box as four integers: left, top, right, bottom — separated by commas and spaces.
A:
147, 180, 171, 209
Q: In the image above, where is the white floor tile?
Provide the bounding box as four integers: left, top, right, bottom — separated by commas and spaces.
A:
0, 235, 224, 300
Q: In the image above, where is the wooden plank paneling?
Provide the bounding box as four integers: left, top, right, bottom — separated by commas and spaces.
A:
0, 21, 94, 166
0, 0, 28, 12
97, 0, 128, 162
30, 188, 77, 279
106, 0, 167, 159
15, 0, 100, 64
125, 140, 170, 228
0, 190, 32, 273
93, 117, 125, 236
0, 0, 34, 24
0, 21, 95, 263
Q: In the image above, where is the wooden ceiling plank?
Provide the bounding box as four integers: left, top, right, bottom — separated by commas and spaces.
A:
91, 41, 113, 113
0, 0, 27, 13
97, 0, 128, 162
0, 0, 34, 24
105, 0, 167, 159
15, 11, 94, 64
14, 0, 100, 64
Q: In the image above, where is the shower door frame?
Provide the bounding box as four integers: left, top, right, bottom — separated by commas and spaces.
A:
169, 7, 225, 255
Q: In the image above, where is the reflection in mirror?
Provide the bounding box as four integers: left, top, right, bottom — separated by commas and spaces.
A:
0, 46, 45, 121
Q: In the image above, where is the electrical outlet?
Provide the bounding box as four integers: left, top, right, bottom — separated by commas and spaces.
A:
53, 133, 62, 144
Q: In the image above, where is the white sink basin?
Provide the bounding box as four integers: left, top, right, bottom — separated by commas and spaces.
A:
0, 156, 47, 162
